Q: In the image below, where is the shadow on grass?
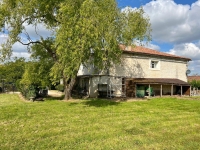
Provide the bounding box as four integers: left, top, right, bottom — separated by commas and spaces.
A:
82, 98, 120, 107
45, 96, 120, 107
45, 95, 65, 101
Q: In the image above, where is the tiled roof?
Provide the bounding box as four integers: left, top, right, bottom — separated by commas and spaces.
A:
188, 76, 200, 81
119, 45, 191, 61
126, 78, 190, 85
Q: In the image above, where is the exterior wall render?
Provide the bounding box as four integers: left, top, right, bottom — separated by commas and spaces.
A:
88, 76, 108, 98
87, 76, 123, 98
77, 64, 107, 76
109, 54, 188, 82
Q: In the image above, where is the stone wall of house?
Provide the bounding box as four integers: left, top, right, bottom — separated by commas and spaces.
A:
77, 64, 107, 76
88, 76, 108, 98
109, 54, 188, 82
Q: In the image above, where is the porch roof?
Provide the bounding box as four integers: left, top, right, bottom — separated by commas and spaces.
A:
126, 78, 190, 86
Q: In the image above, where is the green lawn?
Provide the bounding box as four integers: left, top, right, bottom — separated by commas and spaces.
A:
1, 94, 200, 150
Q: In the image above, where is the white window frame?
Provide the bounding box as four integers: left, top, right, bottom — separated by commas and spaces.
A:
149, 59, 160, 70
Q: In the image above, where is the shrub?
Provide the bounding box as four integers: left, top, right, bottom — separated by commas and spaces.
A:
55, 84, 64, 92
189, 80, 200, 89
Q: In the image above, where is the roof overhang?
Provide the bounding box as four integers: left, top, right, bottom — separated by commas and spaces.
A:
126, 78, 191, 86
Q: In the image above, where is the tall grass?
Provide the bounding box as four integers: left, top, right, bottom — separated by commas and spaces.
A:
0, 94, 200, 149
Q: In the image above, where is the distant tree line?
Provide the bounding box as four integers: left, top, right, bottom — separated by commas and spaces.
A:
0, 56, 55, 99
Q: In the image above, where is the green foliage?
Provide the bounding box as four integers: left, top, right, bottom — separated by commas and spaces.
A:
0, 57, 25, 81
19, 56, 52, 99
189, 80, 200, 89
0, 57, 26, 91
19, 84, 37, 99
20, 61, 52, 88
55, 84, 64, 92
21, 38, 53, 85
19, 38, 55, 96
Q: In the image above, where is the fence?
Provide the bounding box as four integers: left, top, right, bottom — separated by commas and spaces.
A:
0, 83, 16, 93
191, 88, 200, 96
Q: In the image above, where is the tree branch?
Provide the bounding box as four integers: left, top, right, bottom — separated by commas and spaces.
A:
17, 40, 41, 46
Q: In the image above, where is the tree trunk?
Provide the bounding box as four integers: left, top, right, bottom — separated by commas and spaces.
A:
64, 77, 76, 100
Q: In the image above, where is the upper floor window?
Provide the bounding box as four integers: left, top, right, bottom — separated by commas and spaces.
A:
151, 61, 157, 68
150, 60, 160, 70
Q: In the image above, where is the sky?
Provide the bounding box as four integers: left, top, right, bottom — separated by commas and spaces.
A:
0, 0, 200, 75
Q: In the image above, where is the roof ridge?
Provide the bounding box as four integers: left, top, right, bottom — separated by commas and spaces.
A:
119, 44, 191, 61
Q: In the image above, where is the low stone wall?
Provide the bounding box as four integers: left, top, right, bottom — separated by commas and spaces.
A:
48, 90, 64, 97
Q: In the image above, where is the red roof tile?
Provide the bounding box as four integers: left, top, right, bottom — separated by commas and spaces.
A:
188, 76, 200, 81
119, 45, 191, 61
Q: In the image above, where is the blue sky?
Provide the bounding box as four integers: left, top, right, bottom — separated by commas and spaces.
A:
117, 0, 200, 75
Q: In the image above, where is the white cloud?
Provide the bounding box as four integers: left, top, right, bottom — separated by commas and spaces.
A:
0, 34, 8, 44
1, 22, 53, 60
121, 6, 137, 13
188, 60, 200, 75
12, 42, 28, 53
2, 36, 31, 59
22, 22, 54, 40
12, 52, 31, 59
168, 42, 200, 75
144, 43, 160, 51
169, 42, 200, 60
0, 34, 30, 59
143, 0, 200, 44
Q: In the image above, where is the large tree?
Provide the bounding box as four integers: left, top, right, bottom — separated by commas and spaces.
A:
0, 0, 151, 100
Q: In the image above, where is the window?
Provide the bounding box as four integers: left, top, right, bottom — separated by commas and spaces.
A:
151, 61, 157, 68
150, 60, 160, 69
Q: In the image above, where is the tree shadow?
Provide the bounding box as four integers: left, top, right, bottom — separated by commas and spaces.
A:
111, 56, 145, 78
82, 98, 120, 107
45, 95, 65, 101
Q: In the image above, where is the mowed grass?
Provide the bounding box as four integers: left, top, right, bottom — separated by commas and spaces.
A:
0, 94, 200, 150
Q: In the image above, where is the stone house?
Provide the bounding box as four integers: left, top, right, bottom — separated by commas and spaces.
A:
76, 45, 191, 98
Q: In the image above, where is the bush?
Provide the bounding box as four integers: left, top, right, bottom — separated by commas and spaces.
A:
15, 79, 22, 91
55, 84, 64, 92
19, 85, 36, 99
189, 80, 200, 89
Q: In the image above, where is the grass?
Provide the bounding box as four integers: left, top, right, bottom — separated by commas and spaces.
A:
0, 94, 200, 149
